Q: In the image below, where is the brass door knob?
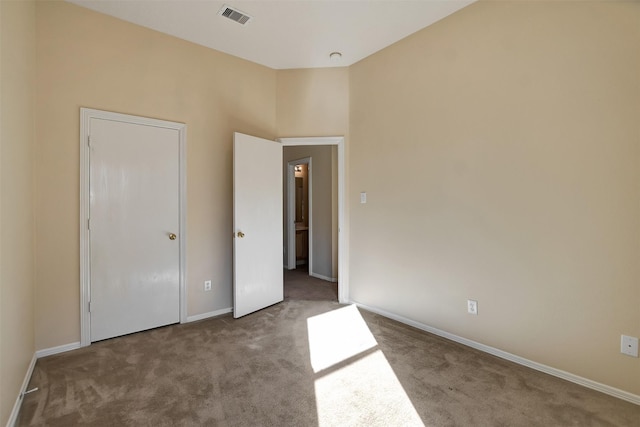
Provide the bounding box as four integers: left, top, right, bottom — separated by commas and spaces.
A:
237, 231, 245, 238
169, 233, 177, 240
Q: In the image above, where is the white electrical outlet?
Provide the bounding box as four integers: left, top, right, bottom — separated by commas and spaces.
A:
204, 280, 212, 291
467, 299, 478, 315
621, 335, 639, 357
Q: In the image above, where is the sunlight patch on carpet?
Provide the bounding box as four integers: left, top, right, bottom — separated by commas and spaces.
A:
314, 350, 424, 426
306, 305, 377, 373
307, 305, 424, 426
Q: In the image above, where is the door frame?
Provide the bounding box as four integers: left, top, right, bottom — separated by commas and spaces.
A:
79, 108, 187, 347
286, 157, 312, 271
278, 136, 348, 303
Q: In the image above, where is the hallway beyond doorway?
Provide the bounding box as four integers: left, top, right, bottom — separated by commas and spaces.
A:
284, 268, 337, 302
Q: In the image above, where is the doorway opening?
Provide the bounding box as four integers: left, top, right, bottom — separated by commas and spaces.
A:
282, 143, 339, 302
232, 134, 347, 318
284, 155, 338, 301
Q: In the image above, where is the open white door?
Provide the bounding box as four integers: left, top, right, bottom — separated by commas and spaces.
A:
233, 132, 283, 318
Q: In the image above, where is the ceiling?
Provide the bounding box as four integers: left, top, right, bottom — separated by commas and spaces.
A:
66, 0, 474, 70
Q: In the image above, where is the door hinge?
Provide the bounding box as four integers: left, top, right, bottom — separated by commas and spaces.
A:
88, 135, 91, 147
88, 218, 91, 230
88, 301, 91, 312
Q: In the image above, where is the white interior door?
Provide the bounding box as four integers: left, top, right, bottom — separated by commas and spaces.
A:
89, 118, 180, 341
233, 132, 283, 318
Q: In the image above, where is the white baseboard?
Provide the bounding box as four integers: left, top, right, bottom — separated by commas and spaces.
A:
35, 341, 81, 358
186, 307, 232, 322
8, 342, 83, 426
352, 300, 640, 406
6, 353, 37, 427
310, 272, 337, 283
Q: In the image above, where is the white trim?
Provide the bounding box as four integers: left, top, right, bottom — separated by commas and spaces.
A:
352, 301, 640, 406
286, 157, 312, 272
310, 272, 337, 283
6, 354, 37, 427
286, 162, 296, 270
307, 160, 313, 276
178, 123, 188, 325
278, 137, 348, 303
80, 108, 187, 347
35, 342, 81, 358
186, 307, 233, 322
279, 136, 343, 146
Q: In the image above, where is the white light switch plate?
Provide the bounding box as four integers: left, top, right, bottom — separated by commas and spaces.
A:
360, 192, 367, 204
621, 335, 639, 357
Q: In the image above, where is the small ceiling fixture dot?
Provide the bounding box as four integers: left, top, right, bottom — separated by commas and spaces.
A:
330, 52, 342, 61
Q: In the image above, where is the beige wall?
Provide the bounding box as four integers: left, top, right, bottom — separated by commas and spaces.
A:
277, 68, 349, 279
277, 68, 349, 138
35, 1, 276, 349
0, 0, 36, 424
349, 0, 640, 395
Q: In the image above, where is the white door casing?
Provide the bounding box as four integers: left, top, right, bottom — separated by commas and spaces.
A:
233, 132, 284, 318
279, 137, 347, 303
286, 157, 312, 271
80, 108, 186, 346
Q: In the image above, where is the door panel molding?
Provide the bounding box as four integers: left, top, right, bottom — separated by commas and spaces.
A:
80, 108, 187, 346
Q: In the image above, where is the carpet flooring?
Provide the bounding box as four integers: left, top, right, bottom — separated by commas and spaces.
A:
17, 299, 639, 426
284, 267, 338, 302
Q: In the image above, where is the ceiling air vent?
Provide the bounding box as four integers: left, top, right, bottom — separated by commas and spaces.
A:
218, 5, 252, 25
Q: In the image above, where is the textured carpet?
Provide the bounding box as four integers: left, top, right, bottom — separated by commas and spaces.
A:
17, 300, 639, 426
284, 267, 338, 302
